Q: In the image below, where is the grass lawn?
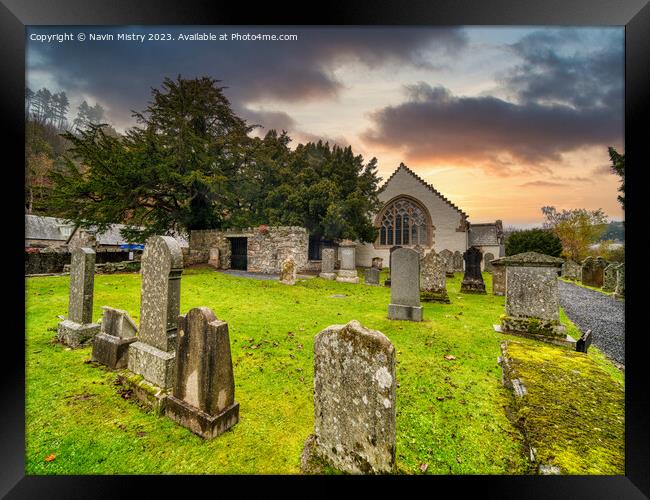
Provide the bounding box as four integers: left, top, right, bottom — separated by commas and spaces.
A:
25, 267, 623, 474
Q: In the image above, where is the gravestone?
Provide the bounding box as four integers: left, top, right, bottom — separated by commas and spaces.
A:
419, 251, 449, 303
575, 329, 593, 353
614, 263, 625, 298
491, 257, 506, 296
301, 320, 396, 474
483, 252, 495, 272
164, 307, 239, 439
561, 259, 580, 280
365, 267, 380, 286
57, 247, 100, 348
387, 248, 423, 321
581, 256, 608, 288
372, 257, 383, 269
92, 306, 138, 369
384, 245, 402, 287
412, 244, 425, 258
602, 263, 620, 292
208, 247, 220, 269
499, 252, 567, 339
460, 247, 486, 294
439, 249, 454, 277
319, 248, 337, 280
336, 240, 359, 284
128, 235, 183, 391
279, 256, 297, 285
452, 251, 464, 272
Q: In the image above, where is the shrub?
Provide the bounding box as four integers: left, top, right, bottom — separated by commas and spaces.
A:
505, 228, 563, 257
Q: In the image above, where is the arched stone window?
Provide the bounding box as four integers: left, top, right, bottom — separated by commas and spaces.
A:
375, 196, 432, 247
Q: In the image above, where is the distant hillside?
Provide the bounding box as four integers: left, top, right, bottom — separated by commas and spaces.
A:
600, 221, 624, 241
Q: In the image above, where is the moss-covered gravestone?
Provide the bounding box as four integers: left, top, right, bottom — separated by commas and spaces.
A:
496, 252, 574, 347
419, 250, 449, 303
491, 257, 506, 296
581, 256, 608, 288
452, 250, 463, 272
279, 255, 297, 285
602, 263, 620, 292
561, 259, 580, 281
614, 263, 625, 298
483, 252, 495, 272
301, 320, 396, 474
57, 247, 100, 348
460, 246, 486, 294
164, 307, 239, 439
92, 306, 138, 369
439, 249, 454, 277
319, 248, 337, 280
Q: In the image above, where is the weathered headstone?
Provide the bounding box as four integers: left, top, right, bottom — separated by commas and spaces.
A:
387, 248, 423, 321
602, 263, 620, 292
279, 255, 297, 285
561, 259, 581, 281
581, 256, 608, 288
575, 329, 593, 353
483, 252, 495, 272
419, 251, 449, 303
319, 248, 337, 280
365, 267, 380, 286
614, 263, 625, 298
128, 236, 183, 391
57, 247, 100, 348
208, 247, 220, 269
372, 257, 383, 269
384, 245, 402, 287
499, 252, 567, 340
412, 244, 425, 258
301, 320, 396, 474
92, 306, 138, 369
491, 258, 506, 296
336, 240, 359, 284
164, 307, 239, 439
460, 247, 486, 294
452, 250, 463, 272
439, 249, 454, 277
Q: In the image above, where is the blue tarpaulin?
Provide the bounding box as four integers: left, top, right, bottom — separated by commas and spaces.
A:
119, 244, 145, 250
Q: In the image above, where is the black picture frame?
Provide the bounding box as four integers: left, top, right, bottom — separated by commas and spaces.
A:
3, 0, 648, 497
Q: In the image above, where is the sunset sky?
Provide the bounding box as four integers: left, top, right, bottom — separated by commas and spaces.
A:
26, 26, 624, 227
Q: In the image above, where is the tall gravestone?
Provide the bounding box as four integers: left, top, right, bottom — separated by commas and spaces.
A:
602, 263, 620, 292
336, 240, 359, 284
387, 248, 423, 321
483, 252, 495, 272
460, 247, 486, 294
164, 307, 239, 439
498, 252, 568, 341
581, 256, 608, 288
128, 236, 183, 391
92, 306, 138, 369
439, 249, 454, 277
279, 255, 297, 285
301, 320, 396, 474
491, 258, 506, 296
57, 247, 100, 347
614, 263, 625, 298
420, 251, 449, 303
319, 248, 337, 280
452, 251, 464, 272
383, 245, 402, 287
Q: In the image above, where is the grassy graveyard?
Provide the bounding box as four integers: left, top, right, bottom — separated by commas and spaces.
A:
25, 267, 623, 474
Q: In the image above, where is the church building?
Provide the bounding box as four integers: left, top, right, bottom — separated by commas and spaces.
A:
355, 163, 504, 270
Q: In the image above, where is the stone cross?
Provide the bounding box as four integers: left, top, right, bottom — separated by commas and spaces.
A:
301, 320, 396, 474
57, 247, 100, 348
319, 248, 337, 280
460, 247, 486, 294
164, 307, 240, 439
439, 249, 454, 276
387, 248, 423, 321
452, 250, 463, 272
336, 240, 359, 283
279, 255, 297, 285
128, 235, 183, 390
92, 306, 138, 370
419, 251, 449, 303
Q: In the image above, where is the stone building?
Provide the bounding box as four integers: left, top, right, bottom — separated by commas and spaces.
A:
356, 164, 504, 270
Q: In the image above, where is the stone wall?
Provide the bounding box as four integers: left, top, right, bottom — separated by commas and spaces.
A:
188, 226, 309, 273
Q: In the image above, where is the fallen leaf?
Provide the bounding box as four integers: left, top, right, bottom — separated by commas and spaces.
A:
419, 463, 428, 472
444, 355, 456, 361
436, 396, 445, 401
456, 456, 463, 464
45, 454, 56, 462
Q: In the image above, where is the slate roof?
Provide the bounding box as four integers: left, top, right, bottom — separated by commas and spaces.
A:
468, 223, 501, 246
25, 214, 73, 241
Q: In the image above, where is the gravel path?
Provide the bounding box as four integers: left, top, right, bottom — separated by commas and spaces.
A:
558, 280, 625, 365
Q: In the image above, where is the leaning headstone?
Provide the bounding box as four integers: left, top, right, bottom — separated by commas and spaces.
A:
575, 329, 593, 353
384, 245, 402, 287
92, 306, 138, 370
498, 252, 569, 342
372, 257, 383, 269
561, 259, 581, 281
387, 248, 423, 321
279, 255, 297, 285
614, 263, 625, 298
164, 307, 239, 439
57, 247, 100, 348
128, 236, 183, 392
301, 320, 396, 474
483, 252, 495, 272
452, 251, 464, 272
439, 249, 454, 277
336, 240, 359, 284
581, 256, 608, 288
319, 248, 337, 280
365, 267, 380, 286
208, 247, 220, 269
419, 251, 449, 303
602, 263, 620, 292
460, 247, 486, 294
491, 257, 506, 296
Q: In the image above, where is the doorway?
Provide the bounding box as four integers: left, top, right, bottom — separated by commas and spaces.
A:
229, 237, 248, 270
